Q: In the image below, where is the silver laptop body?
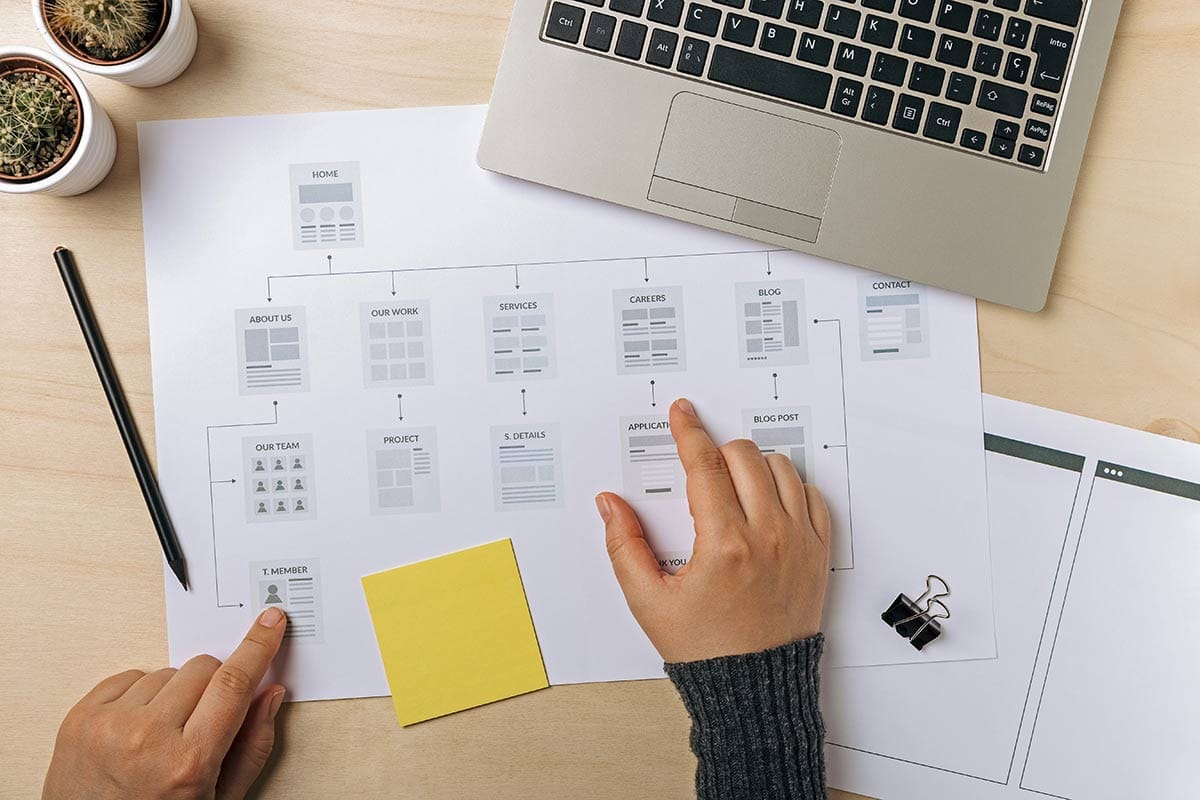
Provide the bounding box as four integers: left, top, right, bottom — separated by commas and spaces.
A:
479, 0, 1122, 311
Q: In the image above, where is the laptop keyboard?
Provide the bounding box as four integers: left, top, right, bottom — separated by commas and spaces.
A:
540, 0, 1087, 171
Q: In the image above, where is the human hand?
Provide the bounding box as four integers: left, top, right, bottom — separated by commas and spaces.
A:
596, 398, 832, 663
43, 608, 289, 800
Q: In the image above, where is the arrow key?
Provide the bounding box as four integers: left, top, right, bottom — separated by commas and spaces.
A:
993, 119, 1020, 140
1018, 143, 1045, 167
989, 136, 1015, 159
960, 127, 986, 151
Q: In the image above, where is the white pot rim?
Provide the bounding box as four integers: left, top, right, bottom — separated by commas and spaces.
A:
32, 0, 182, 77
0, 45, 98, 194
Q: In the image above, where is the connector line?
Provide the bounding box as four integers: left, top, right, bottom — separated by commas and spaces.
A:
772, 372, 779, 400
650, 380, 657, 408
514, 264, 521, 290
205, 401, 279, 608
766, 251, 773, 276
397, 393, 404, 421
263, 247, 790, 302
390, 271, 396, 296
814, 317, 855, 572
521, 388, 527, 416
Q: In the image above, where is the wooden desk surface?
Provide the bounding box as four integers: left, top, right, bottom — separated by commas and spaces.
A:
1, 1, 1196, 797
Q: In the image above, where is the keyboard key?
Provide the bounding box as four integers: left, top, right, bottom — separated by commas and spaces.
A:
977, 79, 1028, 117
908, 62, 945, 95
936, 34, 972, 68
584, 12, 618, 49
1031, 24, 1073, 92
990, 136, 1015, 158
647, 28, 680, 65
832, 77, 865, 116
923, 101, 961, 142
798, 32, 835, 65
723, 12, 759, 44
1025, 0, 1081, 27
715, 0, 746, 6
709, 44, 833, 107
825, 5, 862, 37
1025, 118, 1051, 140
899, 24, 935, 57
581, 0, 605, 5
892, 93, 925, 133
750, 0, 786, 16
835, 42, 871, 75
945, 71, 975, 102
685, 3, 722, 35
677, 36, 710, 73
960, 127, 986, 150
615, 20, 649, 57
994, 0, 1019, 9
1030, 93, 1058, 115
1004, 51, 1030, 83
786, 0, 824, 27
993, 119, 1019, 139
649, 0, 686, 25
610, 0, 646, 14
1004, 16, 1030, 47
899, 0, 936, 23
862, 85, 895, 123
872, 52, 909, 85
760, 22, 798, 55
1018, 142, 1046, 166
972, 43, 1002, 75
546, 3, 586, 42
936, 0, 973, 32
973, 9, 1003, 40
863, 0, 897, 10
863, 14, 898, 47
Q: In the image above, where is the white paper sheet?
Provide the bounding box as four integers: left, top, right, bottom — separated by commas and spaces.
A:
139, 105, 994, 701
827, 394, 1200, 799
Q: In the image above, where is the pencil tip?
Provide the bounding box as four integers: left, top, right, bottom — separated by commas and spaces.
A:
169, 558, 190, 591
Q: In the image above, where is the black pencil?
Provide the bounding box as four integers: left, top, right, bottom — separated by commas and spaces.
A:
54, 247, 189, 590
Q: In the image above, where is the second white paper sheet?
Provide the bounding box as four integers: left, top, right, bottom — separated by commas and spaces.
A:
827, 395, 1200, 799
140, 105, 994, 701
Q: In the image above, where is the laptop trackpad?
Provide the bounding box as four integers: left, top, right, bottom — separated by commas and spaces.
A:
648, 93, 841, 243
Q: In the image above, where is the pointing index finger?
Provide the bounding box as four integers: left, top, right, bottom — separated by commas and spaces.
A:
185, 607, 287, 753
670, 399, 744, 531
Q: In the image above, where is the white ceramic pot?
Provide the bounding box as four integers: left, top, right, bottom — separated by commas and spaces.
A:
33, 0, 197, 88
0, 46, 117, 197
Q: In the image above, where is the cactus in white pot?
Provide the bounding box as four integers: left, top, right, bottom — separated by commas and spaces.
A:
34, 0, 197, 87
0, 46, 116, 196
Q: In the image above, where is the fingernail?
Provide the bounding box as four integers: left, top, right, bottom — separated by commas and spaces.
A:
267, 688, 286, 721
675, 398, 696, 417
595, 494, 612, 523
259, 606, 284, 627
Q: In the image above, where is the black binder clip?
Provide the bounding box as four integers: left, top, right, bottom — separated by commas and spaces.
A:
882, 575, 951, 651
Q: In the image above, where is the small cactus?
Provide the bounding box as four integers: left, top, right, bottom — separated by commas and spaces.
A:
46, 0, 158, 61
0, 71, 77, 178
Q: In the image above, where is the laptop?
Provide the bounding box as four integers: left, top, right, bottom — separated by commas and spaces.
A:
478, 0, 1122, 311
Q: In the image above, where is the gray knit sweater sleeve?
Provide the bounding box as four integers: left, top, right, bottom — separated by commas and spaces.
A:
664, 635, 826, 800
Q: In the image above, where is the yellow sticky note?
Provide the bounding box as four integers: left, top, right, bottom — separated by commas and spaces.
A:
361, 539, 549, 726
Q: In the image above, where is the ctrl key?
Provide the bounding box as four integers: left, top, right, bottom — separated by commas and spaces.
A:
546, 2, 586, 43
